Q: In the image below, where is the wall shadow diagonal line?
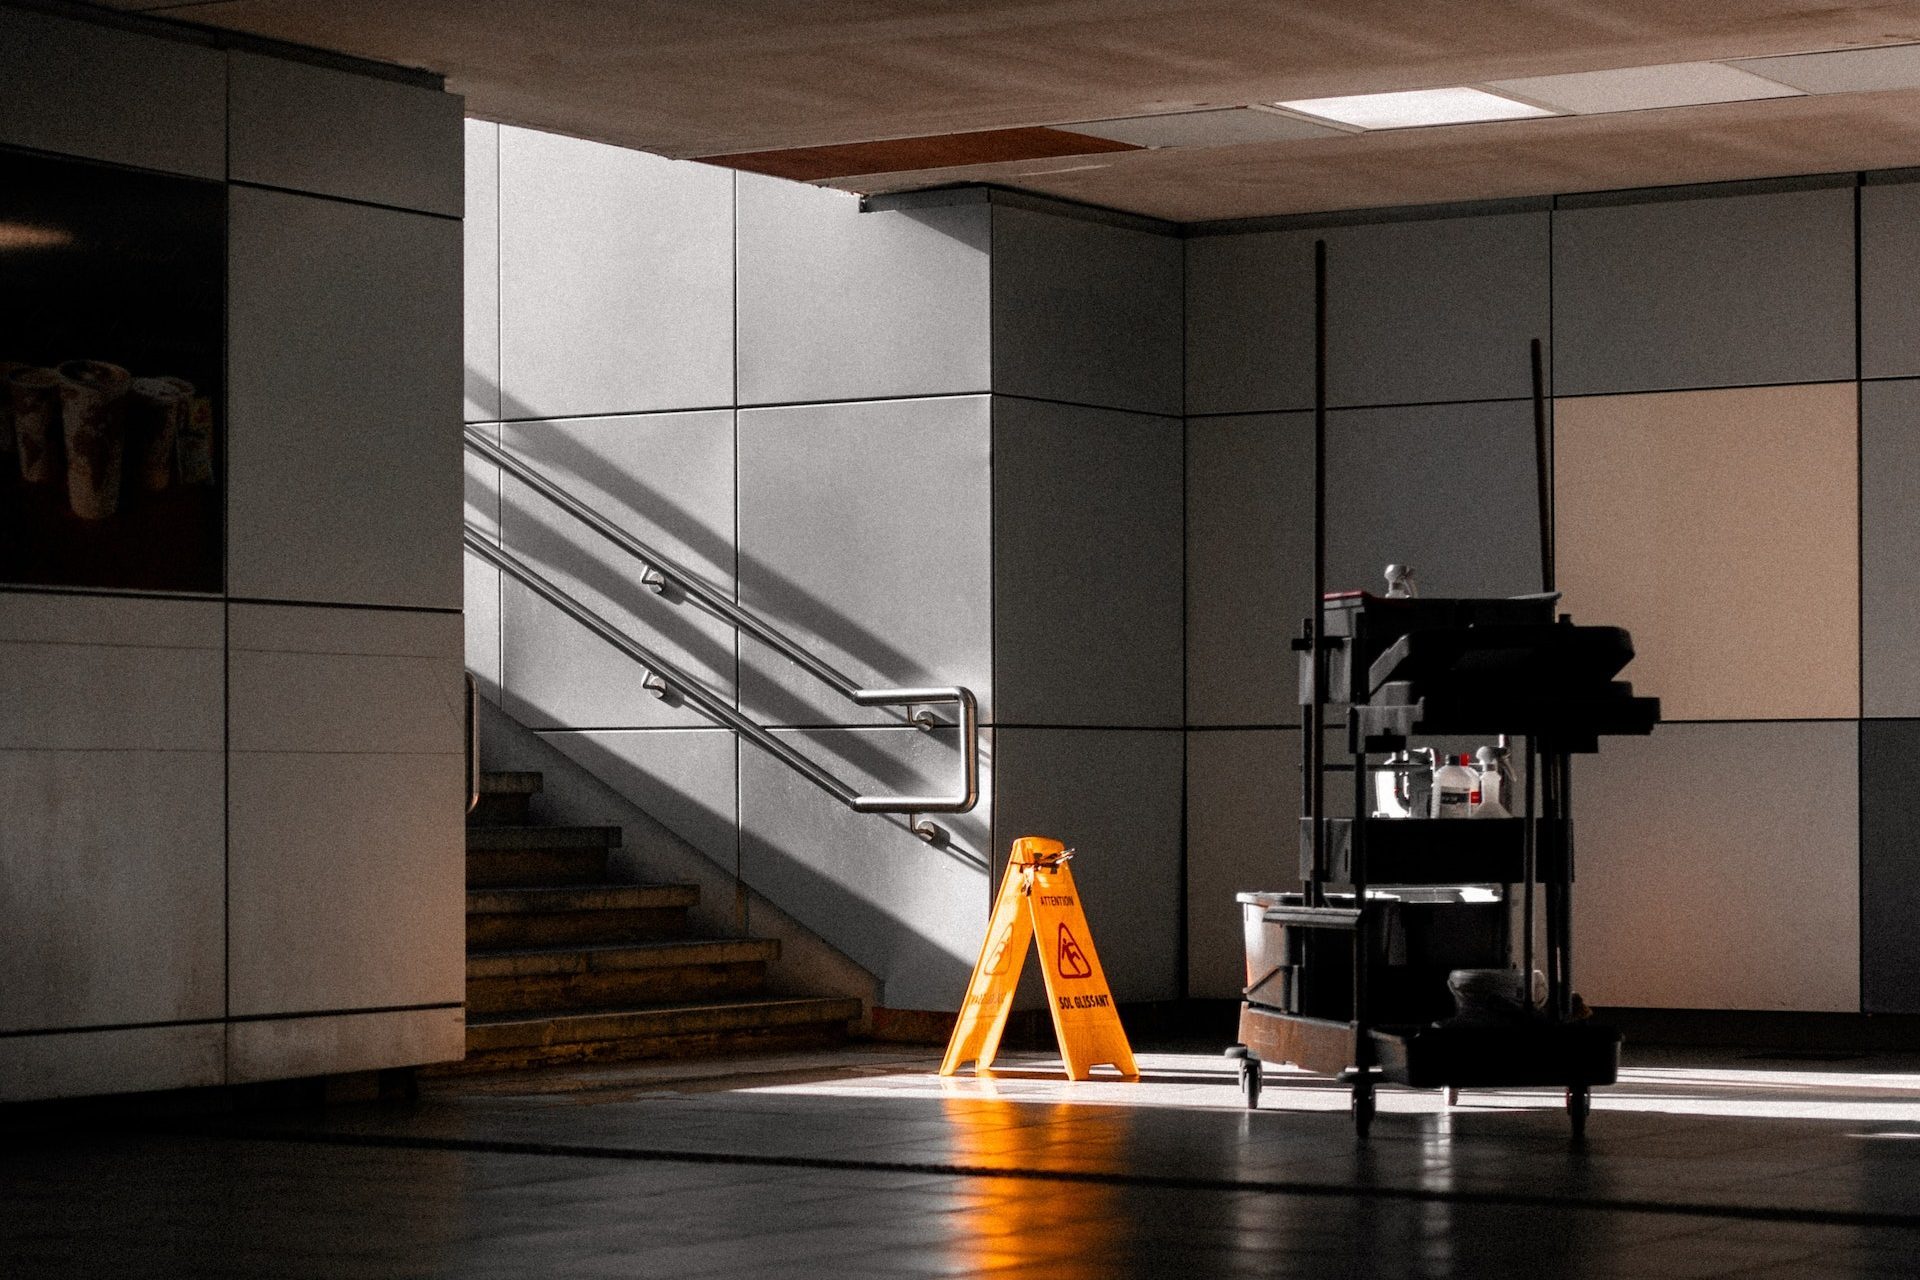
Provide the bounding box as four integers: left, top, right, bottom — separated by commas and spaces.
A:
467, 364, 964, 720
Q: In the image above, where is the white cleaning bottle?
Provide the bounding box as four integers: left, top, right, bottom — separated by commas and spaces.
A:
1472, 745, 1511, 818
1432, 754, 1475, 819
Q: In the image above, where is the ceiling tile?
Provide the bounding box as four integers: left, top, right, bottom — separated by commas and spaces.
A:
1275, 86, 1555, 130
1732, 44, 1920, 94
1067, 108, 1340, 148
1488, 62, 1800, 114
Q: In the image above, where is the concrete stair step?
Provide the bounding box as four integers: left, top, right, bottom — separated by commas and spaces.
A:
466, 883, 698, 915
466, 847, 609, 888
467, 882, 699, 946
450, 996, 862, 1071
466, 824, 619, 852
465, 938, 780, 1015
469, 772, 544, 826
465, 829, 620, 888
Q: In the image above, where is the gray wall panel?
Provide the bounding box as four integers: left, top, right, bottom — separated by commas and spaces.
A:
737, 397, 992, 728
737, 174, 990, 405
0, 1024, 225, 1103
1864, 719, 1920, 1013
539, 729, 740, 881
1864, 379, 1920, 718
992, 729, 1183, 1004
228, 187, 462, 608
228, 51, 463, 216
0, 748, 224, 1033
465, 552, 502, 705
1552, 186, 1855, 396
1325, 212, 1549, 407
228, 604, 465, 1018
227, 1007, 464, 1083
1185, 231, 1315, 416
228, 751, 466, 1016
740, 726, 992, 1012
229, 604, 463, 755
1325, 400, 1542, 598
465, 422, 502, 703
0, 595, 223, 751
498, 126, 732, 419
0, 7, 224, 180
994, 397, 1183, 727
1186, 412, 1312, 725
1576, 721, 1859, 1011
994, 206, 1182, 416
465, 120, 501, 422
1186, 730, 1298, 1000
498, 411, 736, 730
1864, 183, 1920, 380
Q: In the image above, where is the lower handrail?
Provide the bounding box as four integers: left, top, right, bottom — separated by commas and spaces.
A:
464, 528, 978, 819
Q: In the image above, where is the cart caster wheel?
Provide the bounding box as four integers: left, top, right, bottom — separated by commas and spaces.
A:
1239, 1058, 1263, 1110
1352, 1082, 1376, 1138
1567, 1086, 1590, 1138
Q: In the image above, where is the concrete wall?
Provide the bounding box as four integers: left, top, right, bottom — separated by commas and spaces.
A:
0, 5, 464, 1100
464, 128, 1188, 1011
1185, 173, 1920, 1014
466, 126, 992, 1012
467, 122, 1917, 1021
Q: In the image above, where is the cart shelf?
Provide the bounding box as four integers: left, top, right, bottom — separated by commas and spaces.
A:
1299, 817, 1571, 887
1237, 1003, 1621, 1091
1368, 1019, 1621, 1091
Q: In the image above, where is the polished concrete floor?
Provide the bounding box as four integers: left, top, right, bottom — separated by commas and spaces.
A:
7, 1044, 1920, 1278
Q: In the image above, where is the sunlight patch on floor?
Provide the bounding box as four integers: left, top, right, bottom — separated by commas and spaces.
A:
738, 1050, 1920, 1124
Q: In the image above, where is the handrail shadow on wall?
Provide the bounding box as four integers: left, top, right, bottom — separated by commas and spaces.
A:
461, 431, 980, 842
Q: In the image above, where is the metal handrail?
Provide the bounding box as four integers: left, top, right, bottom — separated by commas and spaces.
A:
468, 428, 951, 728
463, 529, 979, 830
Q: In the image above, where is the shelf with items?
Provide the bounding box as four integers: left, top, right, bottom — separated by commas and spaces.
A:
1298, 817, 1572, 888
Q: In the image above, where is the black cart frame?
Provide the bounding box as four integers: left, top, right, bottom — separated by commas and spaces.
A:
1227, 244, 1653, 1138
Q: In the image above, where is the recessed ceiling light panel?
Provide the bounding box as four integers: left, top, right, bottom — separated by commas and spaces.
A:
1730, 43, 1920, 94
1272, 86, 1557, 130
1069, 108, 1340, 148
1488, 62, 1801, 114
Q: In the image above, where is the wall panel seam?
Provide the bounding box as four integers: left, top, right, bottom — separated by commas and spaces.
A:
226, 176, 460, 222
0, 1002, 465, 1041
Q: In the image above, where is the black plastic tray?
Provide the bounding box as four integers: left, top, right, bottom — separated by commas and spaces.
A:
1366, 623, 1635, 700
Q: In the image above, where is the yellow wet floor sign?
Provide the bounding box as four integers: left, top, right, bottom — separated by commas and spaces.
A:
940, 835, 1138, 1081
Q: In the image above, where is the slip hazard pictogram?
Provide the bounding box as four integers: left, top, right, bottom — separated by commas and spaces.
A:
1056, 924, 1093, 979
940, 835, 1137, 1082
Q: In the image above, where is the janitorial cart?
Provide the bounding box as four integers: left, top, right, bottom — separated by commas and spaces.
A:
1228, 244, 1659, 1138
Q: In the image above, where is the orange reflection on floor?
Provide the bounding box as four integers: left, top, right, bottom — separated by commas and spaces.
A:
937, 1094, 1129, 1277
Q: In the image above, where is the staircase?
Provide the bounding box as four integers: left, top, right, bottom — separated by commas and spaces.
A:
450, 769, 863, 1072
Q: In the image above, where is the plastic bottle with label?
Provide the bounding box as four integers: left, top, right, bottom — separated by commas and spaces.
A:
1431, 754, 1476, 819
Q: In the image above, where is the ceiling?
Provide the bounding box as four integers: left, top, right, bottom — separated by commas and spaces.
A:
100, 0, 1920, 222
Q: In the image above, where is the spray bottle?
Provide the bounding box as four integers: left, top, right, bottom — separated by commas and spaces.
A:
1472, 743, 1513, 818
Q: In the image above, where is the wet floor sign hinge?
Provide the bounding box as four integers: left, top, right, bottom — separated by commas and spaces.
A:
939, 835, 1138, 1081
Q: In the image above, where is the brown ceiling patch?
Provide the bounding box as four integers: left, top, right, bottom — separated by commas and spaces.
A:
695, 127, 1139, 182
